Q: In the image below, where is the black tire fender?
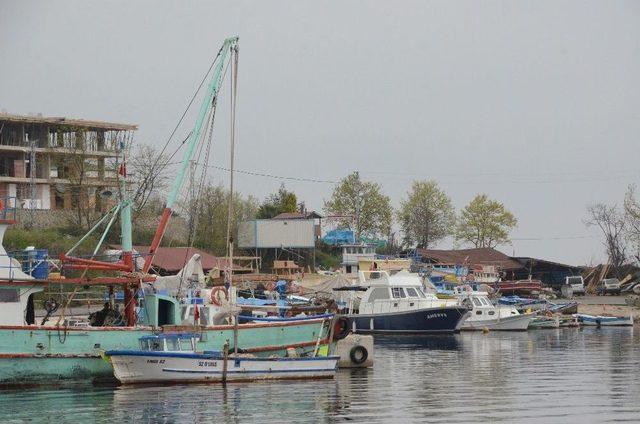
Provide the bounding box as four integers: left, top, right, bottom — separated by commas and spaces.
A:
349, 345, 368, 365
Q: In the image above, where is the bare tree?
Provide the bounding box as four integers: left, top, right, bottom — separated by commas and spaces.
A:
585, 203, 627, 276
130, 144, 169, 218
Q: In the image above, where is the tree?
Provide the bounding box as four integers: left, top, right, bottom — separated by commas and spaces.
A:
624, 184, 640, 264
324, 172, 392, 240
455, 194, 517, 248
256, 184, 297, 219
397, 180, 455, 248
193, 184, 258, 255
586, 203, 627, 275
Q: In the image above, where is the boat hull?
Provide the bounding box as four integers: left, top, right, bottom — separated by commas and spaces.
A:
0, 318, 331, 385
574, 314, 634, 327
462, 313, 535, 331
107, 351, 338, 384
344, 307, 470, 334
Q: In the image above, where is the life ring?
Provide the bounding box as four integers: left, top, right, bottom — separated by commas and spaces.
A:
210, 287, 229, 306
333, 317, 350, 341
349, 345, 368, 365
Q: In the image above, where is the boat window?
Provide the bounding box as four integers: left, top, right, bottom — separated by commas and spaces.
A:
488, 311, 495, 315
391, 287, 406, 299
479, 297, 490, 306
140, 339, 149, 350
475, 310, 483, 315
368, 288, 390, 302
405, 288, 419, 298
0, 289, 19, 302
166, 338, 179, 351
415, 288, 426, 298
471, 297, 482, 307
150, 340, 163, 351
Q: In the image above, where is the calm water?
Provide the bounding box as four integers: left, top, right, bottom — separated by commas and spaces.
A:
1, 328, 639, 423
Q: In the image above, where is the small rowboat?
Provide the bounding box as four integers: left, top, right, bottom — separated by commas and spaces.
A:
528, 315, 560, 329
574, 314, 634, 327
105, 333, 339, 385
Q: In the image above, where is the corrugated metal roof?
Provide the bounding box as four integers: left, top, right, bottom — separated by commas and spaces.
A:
416, 247, 523, 270
272, 211, 323, 220
0, 112, 137, 131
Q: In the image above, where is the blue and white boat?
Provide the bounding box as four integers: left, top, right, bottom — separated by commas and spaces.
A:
338, 271, 470, 334
574, 314, 634, 327
105, 333, 339, 384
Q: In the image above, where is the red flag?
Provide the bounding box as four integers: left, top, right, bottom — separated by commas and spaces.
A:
194, 305, 200, 324
118, 163, 127, 177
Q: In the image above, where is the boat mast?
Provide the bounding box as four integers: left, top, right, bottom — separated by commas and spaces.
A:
143, 36, 239, 273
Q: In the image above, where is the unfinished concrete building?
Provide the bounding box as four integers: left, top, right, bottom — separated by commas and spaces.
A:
0, 112, 137, 211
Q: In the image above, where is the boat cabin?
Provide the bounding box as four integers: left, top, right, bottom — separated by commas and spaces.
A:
455, 291, 519, 320
138, 333, 200, 353
356, 270, 452, 315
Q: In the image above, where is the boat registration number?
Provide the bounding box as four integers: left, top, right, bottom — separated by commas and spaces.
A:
146, 359, 166, 364
426, 313, 447, 319
198, 361, 218, 367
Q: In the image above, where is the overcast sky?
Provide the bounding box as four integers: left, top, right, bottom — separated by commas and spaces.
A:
1, 1, 639, 265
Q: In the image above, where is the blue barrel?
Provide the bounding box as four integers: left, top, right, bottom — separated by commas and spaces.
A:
21, 249, 49, 279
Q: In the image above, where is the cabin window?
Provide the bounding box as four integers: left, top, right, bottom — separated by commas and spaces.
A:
476, 310, 483, 315
0, 289, 19, 302
472, 298, 482, 307
488, 311, 495, 315
166, 339, 179, 351
391, 287, 406, 299
405, 288, 419, 298
368, 288, 390, 302
150, 340, 163, 351
140, 340, 150, 350
415, 289, 426, 298
479, 298, 490, 306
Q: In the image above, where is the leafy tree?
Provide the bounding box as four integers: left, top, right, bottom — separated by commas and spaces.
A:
455, 194, 517, 248
324, 172, 392, 240
193, 184, 258, 255
397, 180, 455, 248
256, 184, 298, 219
624, 184, 640, 264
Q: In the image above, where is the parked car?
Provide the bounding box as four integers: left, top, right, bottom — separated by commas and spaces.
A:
564, 276, 585, 296
596, 278, 621, 295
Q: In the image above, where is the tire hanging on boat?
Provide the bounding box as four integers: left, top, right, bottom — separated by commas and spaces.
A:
349, 345, 368, 365
333, 317, 350, 341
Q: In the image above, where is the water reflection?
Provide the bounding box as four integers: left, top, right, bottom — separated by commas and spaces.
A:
1, 328, 639, 423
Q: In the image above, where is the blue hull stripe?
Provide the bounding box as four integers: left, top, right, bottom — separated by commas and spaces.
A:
162, 368, 336, 374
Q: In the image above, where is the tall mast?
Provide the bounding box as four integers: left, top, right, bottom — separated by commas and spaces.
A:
143, 36, 239, 273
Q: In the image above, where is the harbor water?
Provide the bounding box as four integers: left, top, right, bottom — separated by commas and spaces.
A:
1, 328, 639, 423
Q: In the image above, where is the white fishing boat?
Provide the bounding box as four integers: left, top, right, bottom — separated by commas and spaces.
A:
105, 333, 339, 384
574, 314, 634, 327
456, 290, 536, 331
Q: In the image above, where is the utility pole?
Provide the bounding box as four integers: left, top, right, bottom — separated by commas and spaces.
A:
28, 135, 37, 229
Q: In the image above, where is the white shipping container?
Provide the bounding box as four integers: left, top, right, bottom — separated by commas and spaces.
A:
238, 219, 315, 249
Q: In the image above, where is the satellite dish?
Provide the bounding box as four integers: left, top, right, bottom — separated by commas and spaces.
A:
55, 184, 66, 194
99, 189, 113, 199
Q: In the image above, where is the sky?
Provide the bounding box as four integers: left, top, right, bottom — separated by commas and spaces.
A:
1, 1, 639, 265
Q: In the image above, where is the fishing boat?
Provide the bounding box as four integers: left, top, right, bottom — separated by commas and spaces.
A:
456, 290, 536, 331
0, 37, 336, 385
498, 295, 549, 312
105, 333, 338, 384
574, 314, 634, 327
528, 315, 560, 329
336, 271, 470, 335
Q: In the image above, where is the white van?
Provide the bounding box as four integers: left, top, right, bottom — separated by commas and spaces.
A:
565, 276, 585, 295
